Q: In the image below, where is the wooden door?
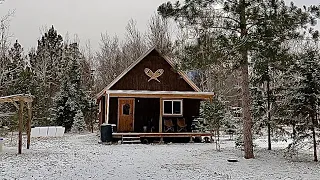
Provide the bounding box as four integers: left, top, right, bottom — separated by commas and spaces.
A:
118, 98, 134, 132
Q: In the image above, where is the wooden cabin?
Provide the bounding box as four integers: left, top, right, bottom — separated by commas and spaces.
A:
96, 47, 214, 142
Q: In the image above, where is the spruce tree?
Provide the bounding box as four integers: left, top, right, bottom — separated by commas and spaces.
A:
5, 40, 25, 95
201, 97, 226, 147
53, 43, 90, 132
29, 26, 64, 125
71, 110, 86, 133
6, 40, 34, 95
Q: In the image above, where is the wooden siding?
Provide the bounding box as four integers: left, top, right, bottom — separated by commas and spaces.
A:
110, 50, 195, 91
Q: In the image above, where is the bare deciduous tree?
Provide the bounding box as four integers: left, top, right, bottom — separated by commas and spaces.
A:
147, 14, 173, 56
0, 10, 15, 96
96, 32, 123, 90
122, 19, 147, 65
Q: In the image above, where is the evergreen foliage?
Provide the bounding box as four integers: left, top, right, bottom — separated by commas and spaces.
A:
158, 0, 320, 159
200, 97, 226, 133
282, 42, 320, 161
71, 110, 86, 133
29, 26, 64, 125
53, 43, 91, 132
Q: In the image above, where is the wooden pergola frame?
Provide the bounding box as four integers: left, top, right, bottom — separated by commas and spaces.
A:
0, 94, 34, 154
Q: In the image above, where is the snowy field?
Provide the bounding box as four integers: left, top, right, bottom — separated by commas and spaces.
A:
1, 133, 320, 180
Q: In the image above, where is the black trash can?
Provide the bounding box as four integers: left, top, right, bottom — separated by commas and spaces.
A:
101, 124, 113, 142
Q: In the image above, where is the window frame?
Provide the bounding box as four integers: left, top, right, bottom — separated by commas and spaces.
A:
122, 103, 131, 115
162, 99, 183, 116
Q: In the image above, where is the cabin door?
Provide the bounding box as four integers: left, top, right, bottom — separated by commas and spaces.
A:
118, 98, 135, 132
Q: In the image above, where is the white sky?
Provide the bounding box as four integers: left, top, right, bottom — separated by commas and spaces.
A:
0, 0, 319, 52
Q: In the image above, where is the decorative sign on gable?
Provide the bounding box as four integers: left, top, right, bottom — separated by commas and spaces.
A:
144, 68, 164, 82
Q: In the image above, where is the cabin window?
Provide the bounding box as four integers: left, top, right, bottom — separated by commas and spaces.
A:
122, 104, 130, 115
163, 100, 183, 116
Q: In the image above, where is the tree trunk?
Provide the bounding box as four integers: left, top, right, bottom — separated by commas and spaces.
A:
267, 78, 271, 150
240, 0, 254, 159
292, 123, 296, 139
311, 115, 318, 162
240, 61, 254, 159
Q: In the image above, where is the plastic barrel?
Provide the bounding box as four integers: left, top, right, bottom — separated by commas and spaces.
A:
101, 124, 113, 142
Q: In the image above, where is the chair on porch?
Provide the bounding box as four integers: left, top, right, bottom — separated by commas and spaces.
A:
164, 119, 174, 132
177, 118, 187, 132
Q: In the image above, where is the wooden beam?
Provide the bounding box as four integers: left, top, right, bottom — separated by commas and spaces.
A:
0, 94, 34, 103
104, 94, 107, 124
110, 93, 212, 99
98, 99, 102, 127
18, 100, 24, 154
112, 132, 212, 138
12, 101, 19, 109
159, 97, 163, 133
106, 94, 110, 124
27, 102, 32, 149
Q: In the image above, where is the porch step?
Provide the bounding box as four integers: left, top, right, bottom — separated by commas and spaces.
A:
122, 136, 140, 139
122, 140, 141, 143
121, 136, 141, 144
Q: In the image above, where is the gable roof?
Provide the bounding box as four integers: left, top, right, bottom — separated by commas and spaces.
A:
96, 46, 201, 98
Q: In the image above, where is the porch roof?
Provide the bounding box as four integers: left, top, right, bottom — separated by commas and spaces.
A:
103, 90, 214, 99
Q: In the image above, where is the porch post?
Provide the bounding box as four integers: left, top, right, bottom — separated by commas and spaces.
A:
18, 100, 24, 154
159, 97, 163, 133
106, 93, 110, 124
27, 102, 32, 149
98, 99, 102, 127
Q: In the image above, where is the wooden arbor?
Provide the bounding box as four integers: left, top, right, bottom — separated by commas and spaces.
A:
0, 94, 34, 154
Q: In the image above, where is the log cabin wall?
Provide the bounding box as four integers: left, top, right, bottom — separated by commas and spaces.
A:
110, 50, 195, 91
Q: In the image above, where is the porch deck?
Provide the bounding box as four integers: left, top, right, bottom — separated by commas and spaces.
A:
112, 132, 212, 139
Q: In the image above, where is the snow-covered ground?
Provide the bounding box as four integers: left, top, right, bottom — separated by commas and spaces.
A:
1, 133, 320, 180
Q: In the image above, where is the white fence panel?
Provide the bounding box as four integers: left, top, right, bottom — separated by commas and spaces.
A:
31, 127, 40, 137
39, 127, 48, 137
47, 127, 57, 137
30, 126, 65, 137
55, 127, 65, 137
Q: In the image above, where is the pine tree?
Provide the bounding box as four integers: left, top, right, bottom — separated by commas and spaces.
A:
158, 0, 320, 159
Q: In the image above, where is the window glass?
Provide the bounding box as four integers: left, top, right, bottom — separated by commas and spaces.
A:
173, 101, 181, 114
164, 101, 172, 114
123, 104, 130, 115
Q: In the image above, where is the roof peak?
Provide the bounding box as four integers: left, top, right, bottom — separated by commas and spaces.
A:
96, 46, 201, 98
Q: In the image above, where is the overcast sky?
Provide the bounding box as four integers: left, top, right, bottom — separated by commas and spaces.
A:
0, 0, 319, 52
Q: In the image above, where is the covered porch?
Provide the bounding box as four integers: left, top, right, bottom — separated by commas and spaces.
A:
98, 90, 214, 134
